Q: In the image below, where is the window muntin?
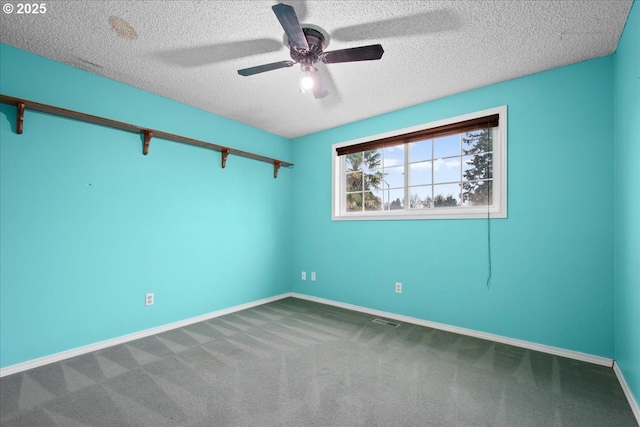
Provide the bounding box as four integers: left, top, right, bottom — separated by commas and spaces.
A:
333, 106, 506, 220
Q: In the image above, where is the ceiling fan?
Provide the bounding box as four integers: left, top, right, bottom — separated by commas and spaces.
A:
237, 3, 384, 99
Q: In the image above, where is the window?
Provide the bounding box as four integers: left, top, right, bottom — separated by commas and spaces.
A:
332, 106, 507, 220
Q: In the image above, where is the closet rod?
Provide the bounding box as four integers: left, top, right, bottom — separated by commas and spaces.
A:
0, 94, 293, 178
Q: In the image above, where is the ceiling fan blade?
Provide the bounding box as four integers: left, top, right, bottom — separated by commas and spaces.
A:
311, 68, 328, 99
280, 0, 308, 22
238, 60, 295, 76
321, 44, 384, 64
272, 3, 309, 51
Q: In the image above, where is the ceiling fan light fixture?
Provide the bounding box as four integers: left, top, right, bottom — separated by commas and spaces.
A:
237, 3, 384, 100
300, 64, 314, 93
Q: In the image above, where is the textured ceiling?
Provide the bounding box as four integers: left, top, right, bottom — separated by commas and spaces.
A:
0, 1, 633, 138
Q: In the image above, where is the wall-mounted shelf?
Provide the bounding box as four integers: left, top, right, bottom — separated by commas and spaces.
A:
0, 94, 293, 178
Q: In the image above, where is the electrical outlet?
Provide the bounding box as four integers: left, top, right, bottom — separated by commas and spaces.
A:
301, 271, 306, 280
145, 293, 154, 306
311, 272, 316, 281
395, 282, 402, 294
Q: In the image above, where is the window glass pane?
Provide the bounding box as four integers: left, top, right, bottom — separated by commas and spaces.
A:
368, 172, 384, 191
346, 193, 362, 212
371, 189, 384, 208
462, 154, 493, 182
433, 134, 460, 158
434, 157, 461, 184
384, 189, 404, 210
346, 171, 363, 191
363, 191, 383, 211
462, 129, 493, 154
363, 150, 383, 173
383, 145, 404, 168
409, 161, 432, 186
409, 186, 432, 209
410, 140, 432, 162
382, 165, 404, 188
346, 153, 363, 172
359, 168, 384, 192
462, 180, 493, 206
433, 183, 460, 207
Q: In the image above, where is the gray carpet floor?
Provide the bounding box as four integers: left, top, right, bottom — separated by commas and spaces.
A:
0, 297, 637, 426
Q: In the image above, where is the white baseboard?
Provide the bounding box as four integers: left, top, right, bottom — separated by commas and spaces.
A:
291, 293, 614, 367
0, 292, 617, 378
614, 361, 640, 425
0, 293, 292, 378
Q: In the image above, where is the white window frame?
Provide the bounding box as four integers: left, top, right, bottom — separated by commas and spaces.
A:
332, 106, 507, 220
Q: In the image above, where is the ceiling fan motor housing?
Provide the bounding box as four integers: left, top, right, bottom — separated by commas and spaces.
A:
289, 28, 326, 63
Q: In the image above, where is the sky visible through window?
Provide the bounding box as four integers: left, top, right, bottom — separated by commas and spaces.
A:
345, 130, 493, 212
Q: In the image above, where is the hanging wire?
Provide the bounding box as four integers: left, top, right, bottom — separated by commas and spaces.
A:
486, 125, 492, 289
486, 200, 492, 289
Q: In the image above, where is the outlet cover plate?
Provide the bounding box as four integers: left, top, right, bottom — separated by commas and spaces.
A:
145, 293, 154, 306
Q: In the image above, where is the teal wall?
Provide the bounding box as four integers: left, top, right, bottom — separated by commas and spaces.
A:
292, 57, 616, 358
614, 0, 640, 409
0, 44, 293, 368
